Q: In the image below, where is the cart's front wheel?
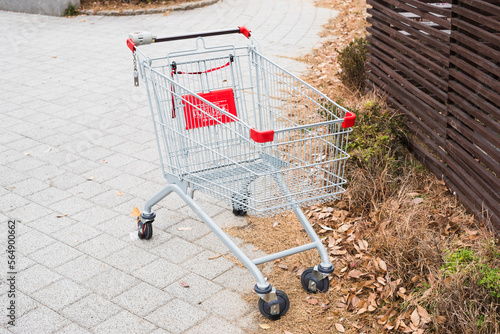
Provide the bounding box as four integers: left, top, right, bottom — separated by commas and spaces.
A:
300, 267, 330, 293
138, 222, 153, 240
258, 290, 290, 320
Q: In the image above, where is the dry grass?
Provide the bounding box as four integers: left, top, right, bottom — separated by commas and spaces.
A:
224, 0, 500, 333
80, 0, 198, 13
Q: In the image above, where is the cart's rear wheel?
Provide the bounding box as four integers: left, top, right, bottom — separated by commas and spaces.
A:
138, 222, 153, 240
258, 290, 290, 320
232, 207, 247, 216
300, 267, 330, 293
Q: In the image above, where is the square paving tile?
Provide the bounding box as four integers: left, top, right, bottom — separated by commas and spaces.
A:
182, 250, 234, 280
145, 299, 207, 334
61, 293, 122, 329
83, 267, 139, 299
164, 273, 223, 304
32, 278, 90, 311
150, 237, 203, 264
93, 310, 157, 334
10, 306, 70, 334
112, 282, 172, 317
133, 259, 187, 289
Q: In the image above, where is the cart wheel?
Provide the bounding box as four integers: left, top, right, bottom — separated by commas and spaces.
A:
138, 222, 153, 240
258, 290, 290, 320
300, 267, 330, 293
232, 207, 247, 216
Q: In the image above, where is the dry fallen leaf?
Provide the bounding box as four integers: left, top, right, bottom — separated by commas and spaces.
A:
306, 297, 318, 305
278, 264, 289, 270
411, 308, 420, 327
56, 214, 68, 218
23, 151, 30, 156
86, 176, 94, 181
411, 198, 424, 205
117, 190, 123, 196
178, 280, 190, 288
417, 305, 431, 323
348, 269, 363, 279
208, 254, 222, 260
378, 258, 387, 272
259, 323, 270, 329
131, 207, 141, 218
177, 227, 192, 231
335, 323, 345, 332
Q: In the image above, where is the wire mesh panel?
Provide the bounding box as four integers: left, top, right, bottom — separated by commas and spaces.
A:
136, 39, 352, 216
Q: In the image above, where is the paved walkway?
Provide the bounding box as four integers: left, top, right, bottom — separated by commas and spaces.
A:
0, 1, 336, 333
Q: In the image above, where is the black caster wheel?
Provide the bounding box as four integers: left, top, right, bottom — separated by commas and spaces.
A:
232, 192, 248, 216
300, 267, 330, 293
232, 207, 247, 216
138, 222, 153, 240
258, 290, 290, 320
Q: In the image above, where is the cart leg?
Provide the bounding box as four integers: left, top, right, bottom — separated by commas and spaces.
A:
137, 184, 176, 240
272, 173, 334, 292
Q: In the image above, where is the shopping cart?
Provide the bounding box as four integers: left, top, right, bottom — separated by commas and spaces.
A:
127, 27, 355, 320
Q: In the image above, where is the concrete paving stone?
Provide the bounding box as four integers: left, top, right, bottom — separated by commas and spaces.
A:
66, 179, 110, 200
133, 259, 188, 289
120, 160, 159, 178
6, 201, 54, 224
0, 149, 25, 164
79, 145, 116, 162
178, 202, 226, 221
112, 141, 150, 156
150, 237, 203, 264
29, 186, 72, 206
32, 278, 90, 311
17, 255, 36, 272
54, 323, 92, 334
18, 264, 62, 295
25, 214, 76, 234
90, 189, 134, 209
95, 214, 139, 239
195, 232, 244, 255
0, 192, 29, 212
164, 273, 223, 305
235, 243, 269, 260
16, 291, 38, 318
10, 305, 70, 334
53, 223, 100, 246
182, 250, 234, 280
101, 152, 138, 169
49, 195, 96, 216
128, 229, 174, 251
112, 282, 173, 317
17, 229, 56, 255
150, 207, 184, 230
199, 289, 252, 322
211, 209, 248, 228
62, 158, 101, 176
83, 267, 140, 299
70, 206, 118, 227
10, 177, 49, 197
213, 266, 257, 294
77, 234, 128, 260
54, 255, 108, 283
150, 329, 173, 334
48, 171, 87, 191
0, 169, 29, 188
141, 169, 166, 185
185, 316, 245, 334
105, 245, 158, 273
93, 310, 157, 334
61, 293, 122, 329
29, 241, 83, 269
146, 299, 207, 334
8, 156, 47, 172
4, 137, 41, 152
167, 219, 211, 242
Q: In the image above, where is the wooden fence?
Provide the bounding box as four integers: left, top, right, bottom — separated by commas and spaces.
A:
365, 0, 500, 232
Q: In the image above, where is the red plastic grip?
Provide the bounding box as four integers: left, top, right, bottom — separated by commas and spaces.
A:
250, 128, 274, 143
341, 111, 356, 128
127, 38, 136, 52
238, 26, 251, 38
